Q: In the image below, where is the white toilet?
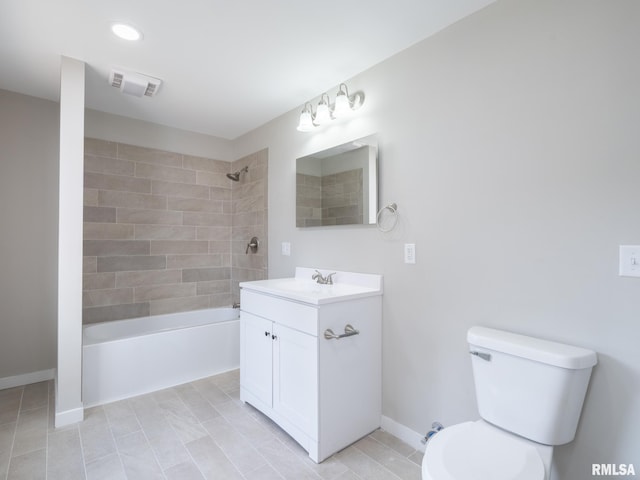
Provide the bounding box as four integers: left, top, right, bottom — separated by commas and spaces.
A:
422, 326, 597, 480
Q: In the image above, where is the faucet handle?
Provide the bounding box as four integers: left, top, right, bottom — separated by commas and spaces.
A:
326, 273, 336, 285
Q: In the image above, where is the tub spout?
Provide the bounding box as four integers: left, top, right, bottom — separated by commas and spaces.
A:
232, 302, 240, 309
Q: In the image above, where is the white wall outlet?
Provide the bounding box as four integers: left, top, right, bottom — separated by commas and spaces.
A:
619, 245, 640, 277
281, 242, 291, 256
404, 243, 416, 264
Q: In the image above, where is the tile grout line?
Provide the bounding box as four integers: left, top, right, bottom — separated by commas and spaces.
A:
102, 404, 130, 480
183, 380, 248, 479
351, 439, 406, 480
169, 388, 214, 480
134, 394, 170, 480
4, 386, 24, 480
44, 382, 49, 480
77, 424, 90, 480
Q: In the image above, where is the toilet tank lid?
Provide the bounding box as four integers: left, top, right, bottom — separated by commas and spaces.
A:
468, 327, 597, 370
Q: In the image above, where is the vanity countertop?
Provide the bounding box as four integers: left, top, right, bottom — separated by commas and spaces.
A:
239, 267, 383, 305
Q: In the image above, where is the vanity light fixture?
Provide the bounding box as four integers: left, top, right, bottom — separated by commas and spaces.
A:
296, 82, 363, 132
111, 23, 143, 41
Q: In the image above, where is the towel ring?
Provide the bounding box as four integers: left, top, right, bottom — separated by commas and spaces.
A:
376, 203, 398, 232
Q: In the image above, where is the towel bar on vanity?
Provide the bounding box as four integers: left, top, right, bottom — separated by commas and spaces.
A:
324, 324, 359, 340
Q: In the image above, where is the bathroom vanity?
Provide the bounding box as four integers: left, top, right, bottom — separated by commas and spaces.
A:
239, 267, 383, 463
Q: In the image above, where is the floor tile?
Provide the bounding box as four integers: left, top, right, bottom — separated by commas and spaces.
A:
85, 453, 126, 480
0, 370, 422, 480
7, 449, 46, 480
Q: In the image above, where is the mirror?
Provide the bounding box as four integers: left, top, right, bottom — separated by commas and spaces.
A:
296, 134, 378, 227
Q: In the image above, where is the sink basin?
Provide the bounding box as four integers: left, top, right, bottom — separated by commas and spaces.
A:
239, 267, 383, 305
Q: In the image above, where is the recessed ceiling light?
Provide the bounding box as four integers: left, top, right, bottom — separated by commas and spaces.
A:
111, 23, 142, 41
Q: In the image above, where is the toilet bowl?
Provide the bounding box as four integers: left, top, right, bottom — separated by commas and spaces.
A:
421, 326, 597, 480
422, 420, 552, 480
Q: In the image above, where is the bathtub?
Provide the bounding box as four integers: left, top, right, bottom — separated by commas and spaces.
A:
82, 307, 240, 407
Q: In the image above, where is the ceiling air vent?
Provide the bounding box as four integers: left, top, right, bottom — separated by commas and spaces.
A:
109, 69, 162, 97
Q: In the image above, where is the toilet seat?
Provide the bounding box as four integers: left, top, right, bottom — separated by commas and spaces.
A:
422, 421, 546, 480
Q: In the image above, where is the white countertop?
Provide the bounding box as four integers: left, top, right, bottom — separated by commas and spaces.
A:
239, 267, 383, 305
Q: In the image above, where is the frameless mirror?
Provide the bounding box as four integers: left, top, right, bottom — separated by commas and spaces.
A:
296, 134, 378, 227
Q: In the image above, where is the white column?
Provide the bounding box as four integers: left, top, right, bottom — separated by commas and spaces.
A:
55, 56, 85, 427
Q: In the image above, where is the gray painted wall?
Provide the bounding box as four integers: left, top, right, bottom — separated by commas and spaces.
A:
0, 90, 59, 379
235, 0, 640, 477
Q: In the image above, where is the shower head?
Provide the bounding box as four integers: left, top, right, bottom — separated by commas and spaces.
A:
226, 166, 248, 181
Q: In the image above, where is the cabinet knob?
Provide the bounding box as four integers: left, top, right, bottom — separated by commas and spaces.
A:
272, 334, 277, 340
264, 331, 270, 337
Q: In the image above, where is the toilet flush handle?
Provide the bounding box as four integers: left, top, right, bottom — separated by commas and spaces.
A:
470, 351, 491, 361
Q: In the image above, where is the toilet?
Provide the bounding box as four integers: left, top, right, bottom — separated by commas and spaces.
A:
422, 326, 597, 480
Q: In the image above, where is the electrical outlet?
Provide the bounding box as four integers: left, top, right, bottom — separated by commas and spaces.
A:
281, 242, 291, 256
619, 245, 640, 277
404, 243, 416, 264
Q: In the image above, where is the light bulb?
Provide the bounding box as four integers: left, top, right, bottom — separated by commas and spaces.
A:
296, 110, 315, 132
333, 91, 351, 118
315, 94, 332, 125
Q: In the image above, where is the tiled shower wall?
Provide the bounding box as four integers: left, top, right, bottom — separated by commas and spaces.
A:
82, 138, 267, 324
230, 151, 268, 300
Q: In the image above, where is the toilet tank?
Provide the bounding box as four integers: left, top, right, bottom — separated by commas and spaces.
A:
467, 326, 597, 446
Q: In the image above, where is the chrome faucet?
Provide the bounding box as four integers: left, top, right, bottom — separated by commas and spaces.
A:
312, 270, 336, 285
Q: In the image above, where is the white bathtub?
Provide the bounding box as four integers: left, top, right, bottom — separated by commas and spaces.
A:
82, 307, 240, 407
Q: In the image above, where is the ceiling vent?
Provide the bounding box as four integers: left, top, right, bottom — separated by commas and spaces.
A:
109, 69, 162, 97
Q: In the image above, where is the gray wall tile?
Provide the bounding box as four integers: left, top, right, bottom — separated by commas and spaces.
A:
149, 296, 210, 316
135, 163, 197, 184
84, 223, 135, 240
182, 267, 230, 283
83, 303, 151, 324
167, 197, 224, 213
82, 140, 267, 324
84, 206, 116, 223
84, 188, 99, 206
118, 144, 183, 167
152, 180, 210, 199
182, 155, 227, 173
85, 138, 117, 158
83, 288, 134, 308
97, 256, 166, 273
166, 254, 224, 269
84, 240, 150, 256
149, 241, 208, 255
134, 225, 196, 241
83, 273, 116, 291
116, 208, 183, 225
85, 155, 135, 177
85, 172, 151, 194
98, 190, 167, 210
134, 283, 197, 302
116, 270, 183, 288
183, 212, 231, 227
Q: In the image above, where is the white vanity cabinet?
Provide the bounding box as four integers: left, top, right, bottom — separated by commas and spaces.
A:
239, 268, 383, 463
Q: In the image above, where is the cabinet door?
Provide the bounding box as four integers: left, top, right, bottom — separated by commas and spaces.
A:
273, 324, 318, 437
240, 312, 273, 407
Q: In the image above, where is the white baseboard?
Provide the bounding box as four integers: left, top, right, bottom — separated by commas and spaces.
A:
0, 368, 55, 390
55, 406, 84, 428
381, 415, 426, 452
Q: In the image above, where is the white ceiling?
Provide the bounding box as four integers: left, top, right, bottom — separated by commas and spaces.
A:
0, 0, 496, 140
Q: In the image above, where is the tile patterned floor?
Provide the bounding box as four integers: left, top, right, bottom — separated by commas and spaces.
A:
0, 370, 423, 479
